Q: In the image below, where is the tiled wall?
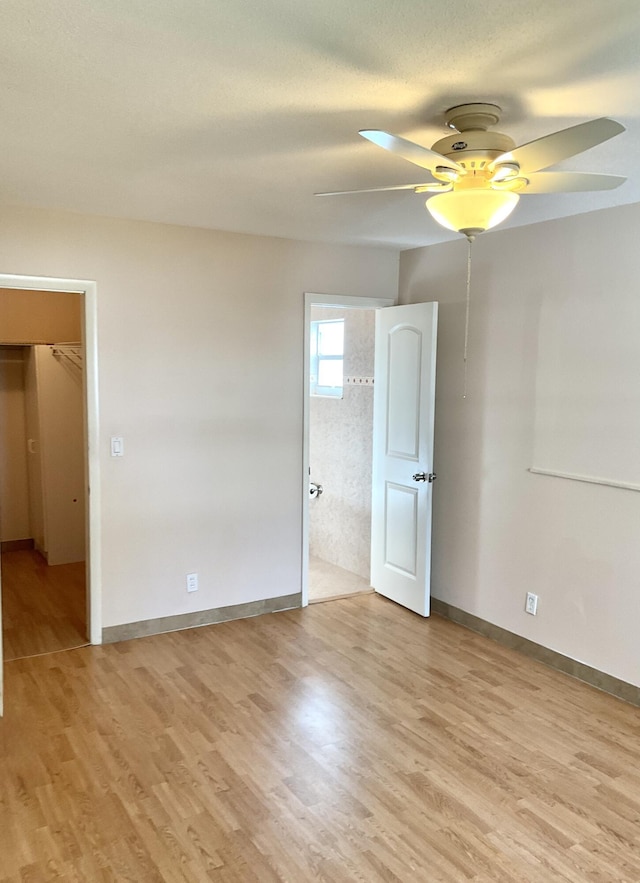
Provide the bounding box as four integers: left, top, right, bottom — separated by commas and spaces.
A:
309, 307, 375, 579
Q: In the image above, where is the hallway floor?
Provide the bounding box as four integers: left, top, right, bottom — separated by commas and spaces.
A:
1, 548, 87, 660
309, 555, 373, 603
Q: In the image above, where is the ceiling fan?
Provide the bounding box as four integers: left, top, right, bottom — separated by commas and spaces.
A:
316, 103, 626, 240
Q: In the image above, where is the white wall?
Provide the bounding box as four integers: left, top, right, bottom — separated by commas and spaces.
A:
399, 202, 640, 688
0, 206, 399, 629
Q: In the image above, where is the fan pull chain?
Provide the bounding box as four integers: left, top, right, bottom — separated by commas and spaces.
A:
463, 237, 472, 399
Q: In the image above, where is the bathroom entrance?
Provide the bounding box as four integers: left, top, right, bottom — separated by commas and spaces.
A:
302, 293, 393, 605
302, 293, 439, 615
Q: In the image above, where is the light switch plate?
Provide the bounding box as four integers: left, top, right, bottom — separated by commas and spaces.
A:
111, 436, 124, 457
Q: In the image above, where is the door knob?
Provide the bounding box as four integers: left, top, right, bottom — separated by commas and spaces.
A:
412, 472, 436, 483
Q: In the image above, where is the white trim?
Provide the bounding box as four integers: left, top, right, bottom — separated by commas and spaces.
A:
529, 467, 640, 493
302, 293, 395, 607
0, 274, 102, 644
305, 293, 396, 311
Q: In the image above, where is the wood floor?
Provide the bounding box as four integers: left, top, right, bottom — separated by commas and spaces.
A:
1, 549, 87, 661
1, 594, 639, 882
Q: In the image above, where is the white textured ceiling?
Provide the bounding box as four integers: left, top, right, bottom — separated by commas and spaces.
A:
1, 0, 639, 249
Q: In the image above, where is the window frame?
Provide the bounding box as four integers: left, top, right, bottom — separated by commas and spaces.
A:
310, 318, 344, 398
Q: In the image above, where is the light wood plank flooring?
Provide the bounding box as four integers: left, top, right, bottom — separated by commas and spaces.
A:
1, 594, 639, 881
1, 549, 87, 660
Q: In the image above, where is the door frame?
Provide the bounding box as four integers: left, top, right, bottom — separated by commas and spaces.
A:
302, 292, 394, 607
0, 273, 102, 644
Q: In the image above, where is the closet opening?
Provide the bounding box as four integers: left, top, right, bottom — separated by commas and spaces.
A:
0, 290, 88, 659
0, 273, 101, 705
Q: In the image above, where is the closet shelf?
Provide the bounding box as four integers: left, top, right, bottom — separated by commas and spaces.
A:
51, 342, 83, 369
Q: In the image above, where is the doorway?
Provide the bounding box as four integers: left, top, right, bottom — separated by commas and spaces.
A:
0, 335, 87, 659
302, 293, 394, 606
0, 274, 101, 715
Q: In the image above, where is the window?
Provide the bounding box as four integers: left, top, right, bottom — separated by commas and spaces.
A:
310, 318, 344, 397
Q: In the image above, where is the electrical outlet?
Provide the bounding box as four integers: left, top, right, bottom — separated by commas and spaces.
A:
525, 592, 538, 615
186, 572, 198, 593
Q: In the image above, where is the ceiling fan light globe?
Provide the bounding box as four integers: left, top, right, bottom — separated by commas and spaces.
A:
426, 190, 519, 234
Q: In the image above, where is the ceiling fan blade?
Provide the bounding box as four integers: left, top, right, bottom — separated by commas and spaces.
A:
491, 118, 625, 175
522, 171, 626, 194
359, 130, 463, 175
315, 182, 435, 196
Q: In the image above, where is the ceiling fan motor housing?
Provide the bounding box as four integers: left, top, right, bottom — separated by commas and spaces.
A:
432, 130, 516, 171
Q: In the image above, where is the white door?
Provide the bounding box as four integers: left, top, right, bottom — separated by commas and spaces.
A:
371, 302, 438, 616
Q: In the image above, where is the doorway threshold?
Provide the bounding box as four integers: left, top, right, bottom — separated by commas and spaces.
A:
308, 556, 373, 604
